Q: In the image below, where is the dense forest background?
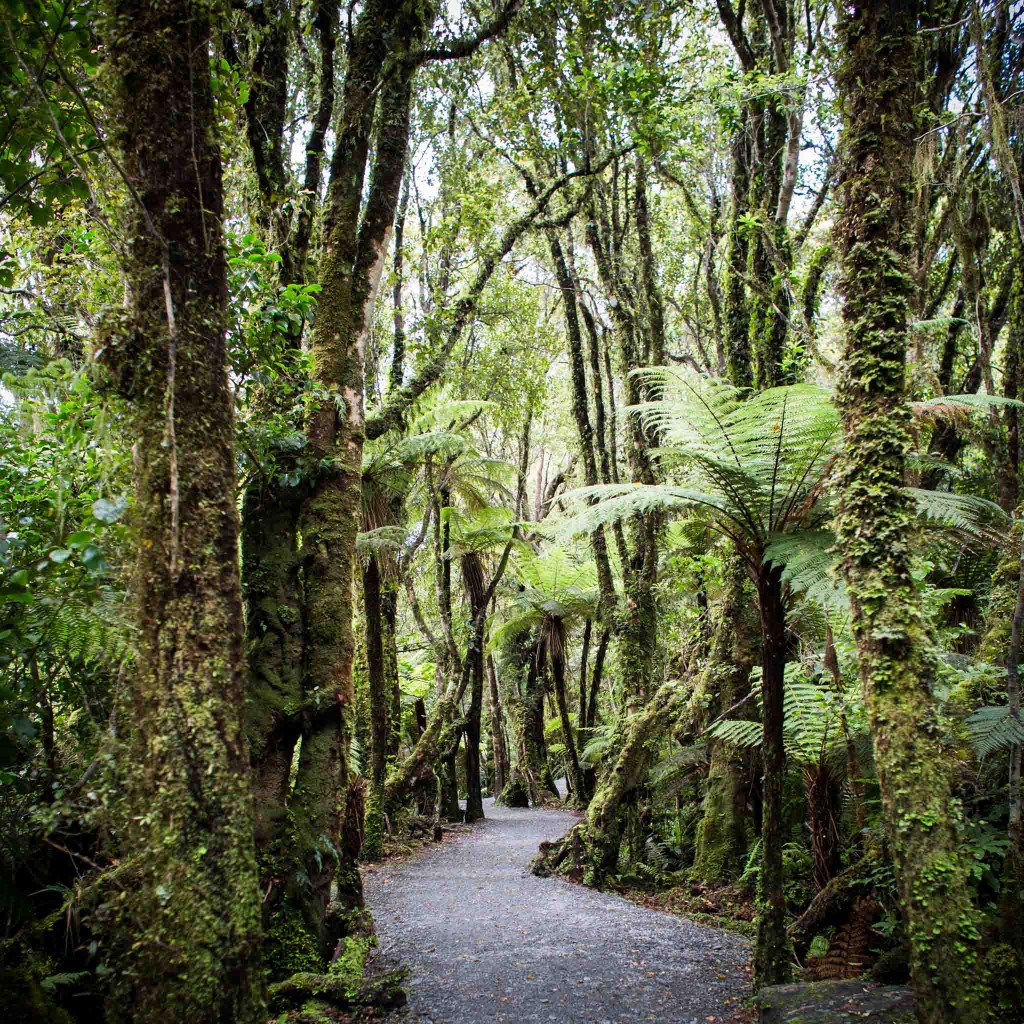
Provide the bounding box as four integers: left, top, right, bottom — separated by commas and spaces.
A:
1, 0, 1023, 1022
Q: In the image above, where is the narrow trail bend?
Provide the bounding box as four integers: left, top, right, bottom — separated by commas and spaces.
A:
363, 799, 750, 1024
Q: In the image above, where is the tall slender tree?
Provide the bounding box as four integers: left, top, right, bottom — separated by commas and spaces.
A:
834, 2, 986, 1021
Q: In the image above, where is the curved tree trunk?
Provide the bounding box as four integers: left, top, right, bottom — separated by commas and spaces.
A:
532, 681, 685, 885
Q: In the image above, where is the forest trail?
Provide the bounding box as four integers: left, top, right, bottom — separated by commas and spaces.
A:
363, 800, 750, 1024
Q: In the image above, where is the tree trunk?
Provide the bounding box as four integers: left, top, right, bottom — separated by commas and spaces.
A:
284, 0, 424, 965
362, 554, 389, 860
549, 628, 587, 804
461, 552, 488, 822
104, 2, 263, 1018
805, 764, 842, 890
242, 484, 304, 856
693, 560, 757, 883
487, 654, 510, 798
532, 681, 685, 885
834, 4, 986, 1019
754, 566, 792, 986
383, 579, 402, 759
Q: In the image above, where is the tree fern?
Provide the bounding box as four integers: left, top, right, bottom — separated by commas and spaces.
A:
356, 525, 409, 555
709, 665, 863, 768
555, 371, 839, 559
905, 488, 1008, 547
765, 530, 846, 609
490, 546, 600, 650
964, 705, 1024, 757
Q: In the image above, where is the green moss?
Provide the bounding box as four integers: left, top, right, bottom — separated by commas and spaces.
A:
267, 908, 323, 976
328, 935, 374, 989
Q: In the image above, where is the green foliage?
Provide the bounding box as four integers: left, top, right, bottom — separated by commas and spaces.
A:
556, 372, 839, 562
709, 662, 865, 768
0, 0, 100, 231
490, 546, 600, 650
964, 705, 1024, 758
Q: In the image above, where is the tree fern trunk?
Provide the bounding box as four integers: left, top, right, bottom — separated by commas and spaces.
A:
754, 566, 791, 986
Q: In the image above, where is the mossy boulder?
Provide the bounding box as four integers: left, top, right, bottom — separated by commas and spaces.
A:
758, 980, 915, 1023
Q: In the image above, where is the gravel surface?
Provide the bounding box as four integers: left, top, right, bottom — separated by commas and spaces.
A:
363, 798, 750, 1024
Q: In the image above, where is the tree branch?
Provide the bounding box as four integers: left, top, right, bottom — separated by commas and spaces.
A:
365, 145, 634, 440
405, 0, 522, 66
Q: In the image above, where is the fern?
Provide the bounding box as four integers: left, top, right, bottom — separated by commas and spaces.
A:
914, 393, 1024, 418
490, 546, 600, 650
356, 525, 409, 555
765, 530, 845, 609
649, 744, 707, 790
554, 371, 839, 554
580, 723, 618, 765
709, 665, 863, 767
905, 488, 1009, 546
964, 705, 1024, 757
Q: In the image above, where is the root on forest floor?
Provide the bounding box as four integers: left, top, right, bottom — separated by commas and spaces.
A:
267, 966, 408, 1014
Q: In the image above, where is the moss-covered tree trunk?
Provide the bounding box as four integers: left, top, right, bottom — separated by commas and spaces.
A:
692, 561, 757, 883
487, 653, 510, 798
500, 631, 555, 805
547, 624, 586, 804
834, 3, 985, 1020
281, 0, 427, 967
241, 481, 306, 951
104, 2, 263, 1019
532, 682, 685, 884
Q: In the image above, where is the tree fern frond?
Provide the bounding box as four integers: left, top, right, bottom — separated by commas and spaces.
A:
765, 531, 846, 609
906, 488, 1009, 545
708, 719, 762, 747
407, 399, 500, 435
964, 705, 1024, 757
356, 526, 409, 555
552, 483, 735, 540
580, 723, 619, 765
913, 393, 1024, 422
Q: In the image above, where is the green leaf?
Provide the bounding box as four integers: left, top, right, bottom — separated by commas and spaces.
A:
92, 496, 128, 524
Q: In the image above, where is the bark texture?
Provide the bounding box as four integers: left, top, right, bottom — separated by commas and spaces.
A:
103, 2, 263, 1019
834, 3, 985, 1020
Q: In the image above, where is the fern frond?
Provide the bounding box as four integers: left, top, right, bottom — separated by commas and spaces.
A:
906, 488, 1009, 546
964, 705, 1024, 757
356, 526, 409, 555
765, 531, 846, 609
913, 393, 1024, 421
708, 719, 762, 747
407, 399, 499, 434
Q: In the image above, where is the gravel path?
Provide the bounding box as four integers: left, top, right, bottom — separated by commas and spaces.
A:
363, 798, 750, 1024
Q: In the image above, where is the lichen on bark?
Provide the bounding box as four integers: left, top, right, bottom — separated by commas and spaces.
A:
833, 3, 987, 1020
100, 1, 264, 1019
